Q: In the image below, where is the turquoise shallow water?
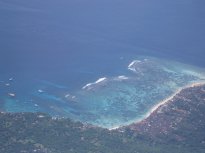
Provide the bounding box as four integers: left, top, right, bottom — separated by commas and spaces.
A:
1, 57, 205, 129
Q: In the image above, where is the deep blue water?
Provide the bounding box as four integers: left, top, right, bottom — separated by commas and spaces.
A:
1, 0, 205, 128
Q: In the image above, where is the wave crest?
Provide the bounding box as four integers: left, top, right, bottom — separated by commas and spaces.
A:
82, 77, 107, 90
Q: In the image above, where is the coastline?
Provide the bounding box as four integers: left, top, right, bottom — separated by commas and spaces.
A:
141, 81, 205, 121
110, 81, 205, 130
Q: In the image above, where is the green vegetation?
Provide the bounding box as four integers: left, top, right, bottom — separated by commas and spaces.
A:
0, 112, 204, 153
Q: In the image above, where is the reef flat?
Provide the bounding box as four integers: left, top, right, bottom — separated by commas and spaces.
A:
1, 84, 205, 153
1, 57, 205, 129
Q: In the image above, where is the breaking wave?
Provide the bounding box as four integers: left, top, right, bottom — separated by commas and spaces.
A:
2, 56, 205, 129
82, 77, 107, 90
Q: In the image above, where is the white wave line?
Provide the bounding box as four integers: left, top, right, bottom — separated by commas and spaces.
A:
82, 77, 107, 90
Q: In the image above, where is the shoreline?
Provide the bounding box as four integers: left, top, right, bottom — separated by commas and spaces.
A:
109, 81, 205, 130
142, 81, 205, 122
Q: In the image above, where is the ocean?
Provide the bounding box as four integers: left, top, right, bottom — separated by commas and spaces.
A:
1, 0, 205, 128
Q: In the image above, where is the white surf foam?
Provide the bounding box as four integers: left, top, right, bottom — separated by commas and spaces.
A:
82, 77, 107, 90
118, 75, 129, 80
128, 60, 141, 72
65, 94, 76, 100
113, 75, 129, 81
82, 83, 93, 90
95, 77, 107, 83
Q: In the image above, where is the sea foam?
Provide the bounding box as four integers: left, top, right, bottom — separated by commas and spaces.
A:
128, 60, 141, 72
82, 77, 107, 90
